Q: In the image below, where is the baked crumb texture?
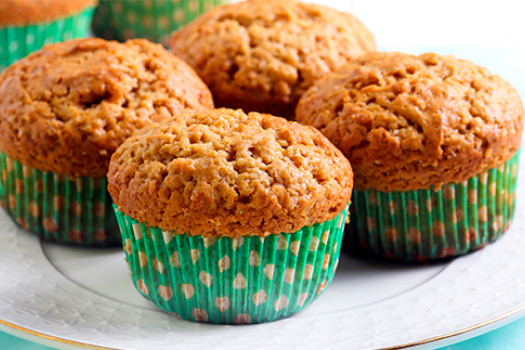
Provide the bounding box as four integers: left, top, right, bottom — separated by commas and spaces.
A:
296, 52, 524, 192
108, 108, 353, 237
170, 0, 376, 118
0, 38, 214, 177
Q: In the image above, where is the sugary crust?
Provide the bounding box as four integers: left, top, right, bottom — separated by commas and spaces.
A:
108, 108, 353, 237
170, 0, 376, 118
0, 0, 97, 26
296, 52, 524, 192
0, 38, 214, 177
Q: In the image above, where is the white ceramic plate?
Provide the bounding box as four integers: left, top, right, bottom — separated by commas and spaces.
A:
0, 149, 524, 350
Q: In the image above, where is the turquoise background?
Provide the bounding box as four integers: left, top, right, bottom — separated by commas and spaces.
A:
0, 332, 54, 349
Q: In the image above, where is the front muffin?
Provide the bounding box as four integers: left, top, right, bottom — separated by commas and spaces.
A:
296, 51, 523, 261
170, 0, 376, 118
108, 108, 353, 323
0, 37, 214, 246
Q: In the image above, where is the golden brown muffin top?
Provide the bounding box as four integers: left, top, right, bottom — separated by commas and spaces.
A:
0, 38, 214, 177
170, 0, 376, 118
296, 52, 524, 192
108, 108, 353, 237
0, 0, 97, 26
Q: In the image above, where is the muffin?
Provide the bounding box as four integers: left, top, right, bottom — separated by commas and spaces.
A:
296, 52, 523, 261
108, 108, 353, 323
92, 0, 229, 46
0, 38, 214, 246
169, 0, 376, 118
0, 0, 96, 71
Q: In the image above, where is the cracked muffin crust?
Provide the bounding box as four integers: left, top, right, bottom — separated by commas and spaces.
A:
0, 38, 214, 177
296, 52, 524, 192
0, 0, 97, 26
108, 108, 353, 237
169, 0, 376, 118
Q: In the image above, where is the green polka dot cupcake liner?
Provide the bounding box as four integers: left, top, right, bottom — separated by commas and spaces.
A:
114, 204, 349, 324
0, 6, 95, 71
0, 152, 120, 246
348, 151, 520, 262
92, 0, 229, 45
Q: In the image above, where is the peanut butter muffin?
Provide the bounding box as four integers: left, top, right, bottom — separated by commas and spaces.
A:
0, 37, 214, 246
296, 51, 523, 261
109, 108, 352, 323
0, 0, 97, 71
170, 0, 376, 118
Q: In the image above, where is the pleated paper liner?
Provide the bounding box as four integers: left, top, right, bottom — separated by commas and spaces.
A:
347, 151, 520, 262
0, 6, 95, 71
92, 0, 229, 45
114, 204, 349, 324
0, 152, 120, 246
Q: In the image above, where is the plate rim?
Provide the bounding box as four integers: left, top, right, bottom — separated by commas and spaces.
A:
1, 286, 525, 350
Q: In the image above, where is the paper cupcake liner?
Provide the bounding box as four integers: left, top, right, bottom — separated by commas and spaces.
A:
0, 152, 120, 246
92, 0, 229, 45
347, 151, 520, 262
0, 6, 95, 71
114, 204, 349, 324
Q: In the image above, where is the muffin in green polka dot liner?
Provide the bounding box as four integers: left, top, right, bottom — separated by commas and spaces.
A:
0, 153, 120, 246
115, 205, 348, 324
294, 51, 524, 262
92, 0, 229, 45
107, 108, 354, 323
0, 36, 216, 246
0, 3, 95, 71
349, 151, 520, 262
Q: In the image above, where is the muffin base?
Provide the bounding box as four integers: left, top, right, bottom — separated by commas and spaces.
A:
348, 151, 520, 262
114, 205, 349, 324
0, 152, 120, 246
92, 0, 228, 45
0, 6, 95, 71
